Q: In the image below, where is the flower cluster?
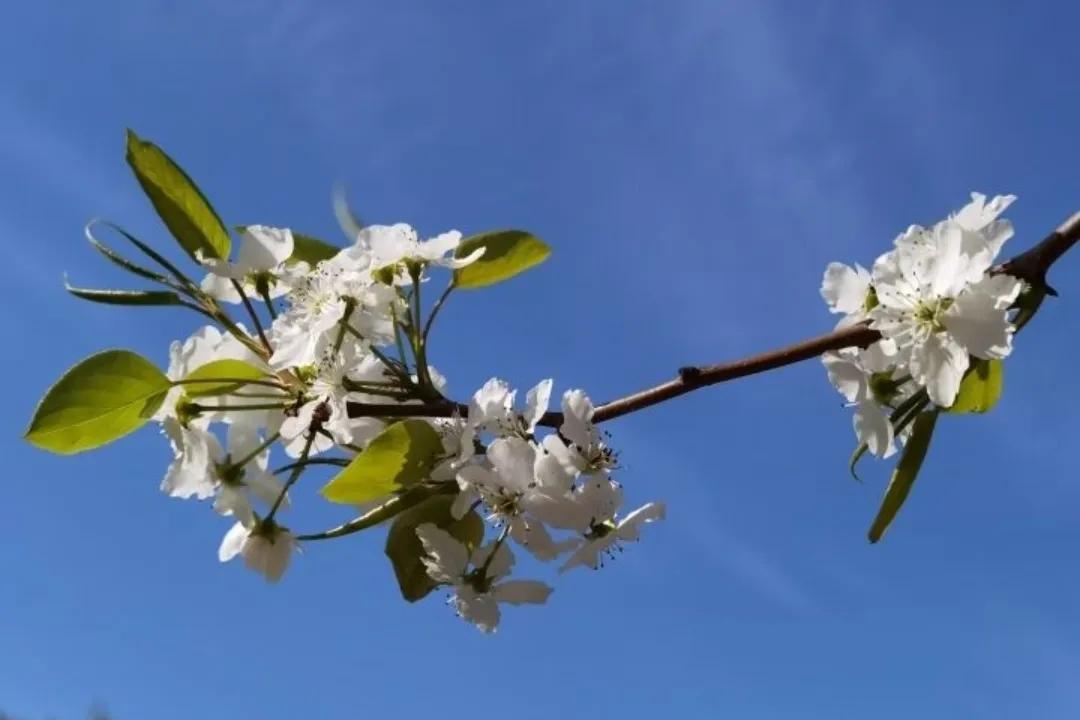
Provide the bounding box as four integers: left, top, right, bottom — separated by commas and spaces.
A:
153, 222, 663, 632
821, 193, 1024, 458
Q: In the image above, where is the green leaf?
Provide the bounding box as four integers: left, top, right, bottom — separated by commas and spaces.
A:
25, 350, 170, 455
452, 230, 550, 289
180, 359, 270, 397
321, 420, 444, 504
290, 233, 341, 265
385, 493, 485, 601
868, 410, 939, 543
946, 359, 1003, 414
65, 282, 185, 308
125, 130, 230, 261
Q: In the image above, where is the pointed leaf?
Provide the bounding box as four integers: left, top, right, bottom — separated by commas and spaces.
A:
125, 130, 230, 261
25, 350, 170, 455
180, 359, 271, 397
946, 359, 1003, 414
385, 493, 485, 602
868, 410, 939, 543
290, 233, 341, 265
321, 420, 443, 504
65, 283, 185, 307
453, 230, 550, 289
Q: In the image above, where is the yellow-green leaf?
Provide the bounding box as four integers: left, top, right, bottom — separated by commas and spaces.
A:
452, 230, 550, 289
290, 233, 341, 265
321, 420, 444, 504
25, 350, 170, 455
946, 359, 1003, 414
180, 359, 271, 397
385, 493, 485, 601
125, 130, 230, 261
868, 410, 939, 543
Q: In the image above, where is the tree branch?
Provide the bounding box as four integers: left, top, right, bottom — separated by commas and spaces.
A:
347, 209, 1080, 427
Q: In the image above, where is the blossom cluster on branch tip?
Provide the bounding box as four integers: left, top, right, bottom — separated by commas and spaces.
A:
821, 193, 1024, 462
151, 219, 659, 630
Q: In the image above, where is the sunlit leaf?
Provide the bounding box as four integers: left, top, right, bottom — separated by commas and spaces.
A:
868, 410, 939, 543
125, 130, 230, 261
453, 230, 550, 289
180, 359, 271, 397
321, 420, 444, 504
25, 350, 170, 455
946, 359, 1003, 414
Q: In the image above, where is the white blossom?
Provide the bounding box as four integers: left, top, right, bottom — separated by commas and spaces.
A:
416, 524, 551, 632
219, 515, 297, 583
870, 194, 1023, 407
200, 225, 297, 303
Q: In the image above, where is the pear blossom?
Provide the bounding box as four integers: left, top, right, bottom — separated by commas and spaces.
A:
454, 436, 576, 560
822, 338, 908, 458
200, 225, 297, 303
416, 523, 552, 632
821, 261, 874, 327
560, 501, 667, 573
870, 194, 1023, 407
545, 389, 618, 475
458, 378, 553, 465
359, 224, 484, 278
219, 514, 297, 583
155, 324, 269, 424
161, 420, 285, 517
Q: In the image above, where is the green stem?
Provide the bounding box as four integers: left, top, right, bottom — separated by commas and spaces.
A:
231, 432, 281, 469
422, 282, 453, 346
408, 265, 435, 392
295, 484, 454, 541
342, 323, 413, 385
259, 285, 279, 320
272, 457, 351, 475
230, 279, 272, 354
269, 431, 316, 521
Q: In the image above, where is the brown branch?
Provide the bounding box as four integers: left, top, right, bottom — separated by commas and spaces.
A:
347, 209, 1080, 427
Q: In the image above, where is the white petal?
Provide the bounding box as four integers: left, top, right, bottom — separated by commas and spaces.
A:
237, 226, 294, 271
492, 580, 553, 605
913, 332, 969, 407
487, 437, 537, 493
453, 587, 500, 633
415, 523, 469, 582
421, 230, 461, 260
560, 389, 596, 449
218, 521, 249, 562
821, 262, 870, 315
822, 351, 868, 403
853, 400, 896, 459
615, 501, 666, 541
523, 378, 553, 434
200, 272, 242, 303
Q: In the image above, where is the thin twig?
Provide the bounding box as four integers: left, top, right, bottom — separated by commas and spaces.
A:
346, 209, 1080, 427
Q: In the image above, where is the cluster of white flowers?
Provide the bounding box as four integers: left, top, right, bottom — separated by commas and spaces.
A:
820, 193, 1024, 458
156, 223, 664, 632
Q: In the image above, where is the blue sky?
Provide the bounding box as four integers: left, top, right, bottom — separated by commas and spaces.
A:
4, 1, 1080, 718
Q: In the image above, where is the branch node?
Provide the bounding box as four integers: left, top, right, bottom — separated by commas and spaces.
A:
678, 366, 702, 382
